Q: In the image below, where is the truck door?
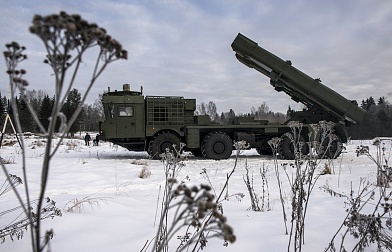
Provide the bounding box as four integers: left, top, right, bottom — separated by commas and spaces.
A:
115, 103, 145, 138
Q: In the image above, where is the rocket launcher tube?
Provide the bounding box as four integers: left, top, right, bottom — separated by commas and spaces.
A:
231, 33, 366, 124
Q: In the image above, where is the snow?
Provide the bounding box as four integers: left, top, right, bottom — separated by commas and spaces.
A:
0, 135, 388, 251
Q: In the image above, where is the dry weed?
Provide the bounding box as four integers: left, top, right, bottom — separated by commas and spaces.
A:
132, 159, 148, 166
1, 156, 15, 164
139, 165, 151, 179
64, 195, 109, 213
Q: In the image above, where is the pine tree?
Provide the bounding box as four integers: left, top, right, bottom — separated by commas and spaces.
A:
62, 88, 82, 136
286, 105, 294, 118
0, 93, 5, 126
228, 109, 235, 118
39, 95, 52, 131
220, 112, 225, 124
18, 96, 35, 132
361, 96, 376, 110
378, 96, 387, 106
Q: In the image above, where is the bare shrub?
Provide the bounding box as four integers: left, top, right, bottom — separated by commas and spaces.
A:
259, 162, 271, 212
269, 121, 339, 251
31, 139, 45, 148
146, 142, 237, 252
115, 180, 133, 196
152, 144, 186, 252
0, 197, 62, 244
320, 162, 332, 175
356, 138, 392, 187
268, 137, 288, 234
132, 159, 149, 166
1, 11, 126, 251
242, 160, 271, 212
1, 156, 15, 164
162, 182, 235, 252
139, 165, 152, 179
287, 122, 333, 251
64, 195, 109, 213
324, 179, 392, 251
200, 167, 217, 196
243, 159, 261, 211
325, 138, 392, 251
66, 140, 80, 151
1, 175, 61, 244
0, 174, 22, 197
0, 140, 18, 147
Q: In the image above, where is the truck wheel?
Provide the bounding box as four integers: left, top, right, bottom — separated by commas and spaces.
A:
148, 132, 180, 159
201, 132, 233, 160
317, 134, 342, 159
279, 133, 309, 160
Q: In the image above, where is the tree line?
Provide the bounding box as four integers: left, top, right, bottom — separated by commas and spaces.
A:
0, 89, 104, 135
347, 96, 391, 139
0, 90, 390, 139
197, 97, 391, 139
196, 101, 287, 124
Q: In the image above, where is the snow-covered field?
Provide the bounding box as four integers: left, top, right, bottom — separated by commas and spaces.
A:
0, 135, 389, 252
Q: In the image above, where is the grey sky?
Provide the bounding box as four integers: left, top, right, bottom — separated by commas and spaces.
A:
0, 0, 390, 114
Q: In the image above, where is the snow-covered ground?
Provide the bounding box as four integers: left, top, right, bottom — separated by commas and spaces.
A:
0, 135, 389, 252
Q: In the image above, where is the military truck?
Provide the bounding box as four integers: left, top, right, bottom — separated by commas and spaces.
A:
98, 33, 366, 160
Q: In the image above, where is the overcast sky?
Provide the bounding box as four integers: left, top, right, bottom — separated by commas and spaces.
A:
0, 0, 390, 114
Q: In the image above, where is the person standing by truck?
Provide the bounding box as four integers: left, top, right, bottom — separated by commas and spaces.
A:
93, 134, 99, 146
84, 133, 91, 146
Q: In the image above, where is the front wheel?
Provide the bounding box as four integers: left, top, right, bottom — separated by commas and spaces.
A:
148, 132, 180, 159
201, 132, 233, 160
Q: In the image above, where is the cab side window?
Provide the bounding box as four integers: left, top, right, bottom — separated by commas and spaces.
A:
108, 104, 115, 118
119, 105, 133, 117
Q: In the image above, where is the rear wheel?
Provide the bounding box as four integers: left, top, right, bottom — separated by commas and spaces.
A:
279, 133, 309, 160
148, 132, 180, 159
201, 132, 233, 160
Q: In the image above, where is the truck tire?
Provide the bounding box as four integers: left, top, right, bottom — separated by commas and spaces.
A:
148, 132, 180, 159
279, 133, 309, 160
317, 134, 342, 159
201, 132, 233, 160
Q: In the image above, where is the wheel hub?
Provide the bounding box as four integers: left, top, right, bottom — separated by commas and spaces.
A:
161, 141, 173, 152
213, 141, 225, 154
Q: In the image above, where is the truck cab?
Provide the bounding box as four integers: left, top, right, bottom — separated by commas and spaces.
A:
100, 84, 146, 151
99, 84, 197, 155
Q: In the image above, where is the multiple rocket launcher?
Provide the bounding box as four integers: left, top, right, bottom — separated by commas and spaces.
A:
98, 33, 367, 160
231, 33, 366, 124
